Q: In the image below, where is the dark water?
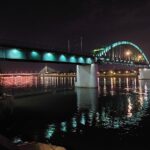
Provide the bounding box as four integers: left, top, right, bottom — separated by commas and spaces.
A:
0, 76, 150, 149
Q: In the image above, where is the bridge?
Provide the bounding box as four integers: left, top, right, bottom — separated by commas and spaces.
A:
0, 41, 149, 66
0, 44, 94, 64
0, 41, 150, 87
93, 41, 149, 67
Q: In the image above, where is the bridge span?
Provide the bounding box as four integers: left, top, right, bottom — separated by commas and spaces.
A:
0, 44, 94, 64
0, 41, 150, 87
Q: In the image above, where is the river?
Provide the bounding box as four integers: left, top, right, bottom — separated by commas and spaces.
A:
0, 75, 150, 149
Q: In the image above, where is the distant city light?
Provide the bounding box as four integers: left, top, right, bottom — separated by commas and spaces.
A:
110, 70, 113, 74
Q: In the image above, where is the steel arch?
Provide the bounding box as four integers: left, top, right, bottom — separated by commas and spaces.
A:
93, 41, 149, 64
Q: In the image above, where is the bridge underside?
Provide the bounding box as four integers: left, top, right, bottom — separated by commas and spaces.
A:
0, 46, 94, 64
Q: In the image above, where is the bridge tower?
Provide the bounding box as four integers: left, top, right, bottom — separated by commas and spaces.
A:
75, 63, 98, 88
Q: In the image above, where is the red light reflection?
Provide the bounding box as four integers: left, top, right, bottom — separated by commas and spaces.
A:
1, 76, 37, 88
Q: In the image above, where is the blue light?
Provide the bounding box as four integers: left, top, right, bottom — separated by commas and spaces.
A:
43, 52, 56, 61
6, 49, 25, 59
72, 117, 77, 128
69, 56, 77, 63
78, 57, 85, 63
59, 54, 67, 62
60, 122, 67, 132
30, 51, 40, 60
86, 58, 93, 64
80, 113, 86, 125
0, 49, 4, 58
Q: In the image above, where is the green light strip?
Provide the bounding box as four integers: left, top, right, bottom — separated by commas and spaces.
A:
93, 41, 149, 64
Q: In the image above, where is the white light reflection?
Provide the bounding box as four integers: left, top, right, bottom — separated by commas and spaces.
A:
144, 83, 148, 101
139, 80, 143, 94
76, 88, 98, 113
127, 97, 132, 118
56, 77, 59, 86
110, 77, 115, 96
133, 78, 137, 92
12, 137, 22, 144
139, 95, 144, 108
126, 77, 129, 92
98, 77, 101, 95
110, 77, 113, 89
103, 77, 107, 96
118, 78, 121, 89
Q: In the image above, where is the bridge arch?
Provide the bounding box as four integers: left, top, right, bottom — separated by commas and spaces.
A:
93, 41, 150, 65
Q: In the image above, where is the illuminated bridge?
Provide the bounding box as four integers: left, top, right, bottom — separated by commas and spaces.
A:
0, 41, 149, 67
0, 45, 94, 64
0, 41, 150, 87
93, 41, 150, 67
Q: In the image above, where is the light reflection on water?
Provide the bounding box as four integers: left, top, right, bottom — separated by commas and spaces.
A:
0, 76, 150, 144
0, 76, 75, 96
44, 78, 150, 141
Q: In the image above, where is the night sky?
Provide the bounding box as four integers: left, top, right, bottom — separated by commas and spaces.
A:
0, 0, 150, 71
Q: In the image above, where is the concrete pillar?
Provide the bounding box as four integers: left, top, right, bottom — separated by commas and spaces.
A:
139, 68, 150, 79
75, 63, 98, 88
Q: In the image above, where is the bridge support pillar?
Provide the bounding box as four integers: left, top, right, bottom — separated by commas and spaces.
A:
139, 68, 150, 79
75, 63, 98, 88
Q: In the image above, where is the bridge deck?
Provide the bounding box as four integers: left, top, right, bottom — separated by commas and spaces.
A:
0, 46, 94, 64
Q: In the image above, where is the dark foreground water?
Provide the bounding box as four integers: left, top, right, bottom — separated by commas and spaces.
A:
0, 76, 150, 149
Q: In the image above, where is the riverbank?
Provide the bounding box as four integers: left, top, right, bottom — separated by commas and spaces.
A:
0, 134, 66, 150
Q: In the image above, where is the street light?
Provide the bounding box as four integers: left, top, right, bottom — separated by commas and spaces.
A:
126, 51, 131, 56
125, 50, 131, 61
138, 55, 142, 61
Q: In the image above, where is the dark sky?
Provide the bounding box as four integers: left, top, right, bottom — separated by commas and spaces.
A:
0, 0, 150, 53
0, 0, 150, 72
